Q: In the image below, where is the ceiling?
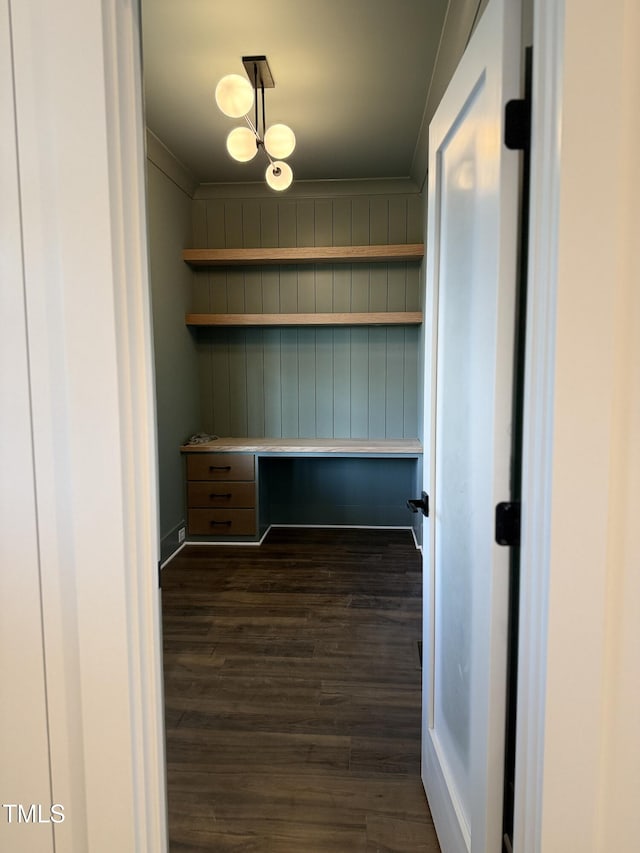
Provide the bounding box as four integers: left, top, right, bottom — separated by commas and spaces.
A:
141, 1, 477, 187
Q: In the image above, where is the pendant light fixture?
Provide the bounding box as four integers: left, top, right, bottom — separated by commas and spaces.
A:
215, 56, 295, 191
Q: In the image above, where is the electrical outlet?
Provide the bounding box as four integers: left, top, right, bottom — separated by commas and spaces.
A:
178, 526, 186, 544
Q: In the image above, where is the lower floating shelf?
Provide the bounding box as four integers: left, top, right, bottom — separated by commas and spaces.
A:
185, 311, 423, 327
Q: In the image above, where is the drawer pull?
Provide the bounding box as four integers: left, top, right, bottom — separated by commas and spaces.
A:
210, 493, 232, 499
209, 465, 231, 471
210, 519, 232, 526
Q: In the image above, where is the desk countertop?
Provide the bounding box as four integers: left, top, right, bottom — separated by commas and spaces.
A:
180, 437, 422, 455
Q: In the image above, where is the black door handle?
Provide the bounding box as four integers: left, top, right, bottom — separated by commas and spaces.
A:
407, 492, 429, 517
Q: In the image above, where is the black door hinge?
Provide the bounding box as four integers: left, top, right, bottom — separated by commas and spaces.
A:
407, 492, 429, 517
505, 46, 532, 152
495, 502, 521, 547
504, 98, 531, 151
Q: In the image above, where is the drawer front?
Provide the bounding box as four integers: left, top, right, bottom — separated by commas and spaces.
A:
186, 453, 254, 482
188, 508, 256, 537
187, 481, 255, 509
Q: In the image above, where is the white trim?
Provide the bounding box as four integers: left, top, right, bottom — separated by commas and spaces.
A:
174, 524, 420, 553
179, 537, 266, 548
102, 4, 168, 848
512, 0, 563, 849
160, 541, 187, 568
269, 524, 411, 530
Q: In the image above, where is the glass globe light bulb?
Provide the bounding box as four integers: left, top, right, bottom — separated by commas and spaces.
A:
265, 161, 293, 192
264, 123, 296, 160
214, 74, 254, 118
226, 127, 258, 162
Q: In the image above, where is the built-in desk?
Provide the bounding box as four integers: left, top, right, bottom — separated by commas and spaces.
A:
180, 437, 423, 542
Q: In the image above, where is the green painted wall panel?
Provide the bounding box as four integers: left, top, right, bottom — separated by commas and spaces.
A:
350, 328, 369, 437
333, 328, 351, 436
210, 329, 231, 436
403, 327, 420, 436
260, 201, 278, 247
263, 328, 282, 436
146, 160, 199, 550
298, 329, 317, 438
228, 333, 248, 435
370, 197, 389, 244
297, 266, 316, 313
386, 327, 406, 438
333, 267, 351, 312
296, 200, 315, 247
388, 265, 407, 311
315, 200, 333, 245
278, 201, 297, 244
194, 190, 423, 440
315, 329, 334, 438
261, 456, 418, 527
332, 198, 352, 246
315, 267, 333, 312
368, 328, 387, 437
280, 328, 299, 436
242, 200, 261, 246
245, 328, 265, 436
245, 275, 263, 313
370, 266, 388, 312
206, 200, 225, 247
226, 269, 245, 313
351, 266, 370, 312
389, 196, 408, 243
351, 197, 370, 244
279, 268, 298, 312
262, 268, 280, 313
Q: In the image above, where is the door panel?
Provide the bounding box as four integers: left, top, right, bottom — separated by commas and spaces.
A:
421, 0, 521, 851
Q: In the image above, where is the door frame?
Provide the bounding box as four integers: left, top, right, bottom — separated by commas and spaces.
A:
514, 0, 640, 850
4, 1, 166, 850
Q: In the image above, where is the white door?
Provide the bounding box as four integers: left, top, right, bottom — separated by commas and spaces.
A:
421, 0, 521, 851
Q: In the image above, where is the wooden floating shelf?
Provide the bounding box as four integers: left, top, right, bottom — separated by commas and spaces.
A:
185, 312, 423, 327
182, 243, 424, 267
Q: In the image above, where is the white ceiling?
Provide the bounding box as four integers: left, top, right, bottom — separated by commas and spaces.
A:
141, 1, 476, 187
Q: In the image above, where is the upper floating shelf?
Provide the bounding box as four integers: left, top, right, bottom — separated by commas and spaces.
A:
185, 312, 423, 327
182, 243, 424, 267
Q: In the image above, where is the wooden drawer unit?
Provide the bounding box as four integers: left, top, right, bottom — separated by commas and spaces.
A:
186, 452, 257, 538
187, 481, 255, 508
187, 452, 254, 482
187, 508, 256, 536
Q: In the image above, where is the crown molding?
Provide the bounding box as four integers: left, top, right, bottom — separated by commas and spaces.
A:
145, 129, 198, 197
193, 176, 422, 201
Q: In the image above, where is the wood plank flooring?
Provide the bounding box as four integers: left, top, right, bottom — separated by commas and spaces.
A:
162, 527, 440, 853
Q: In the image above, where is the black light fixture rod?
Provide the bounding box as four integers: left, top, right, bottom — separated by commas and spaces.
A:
243, 109, 274, 165
253, 62, 259, 138
261, 80, 266, 140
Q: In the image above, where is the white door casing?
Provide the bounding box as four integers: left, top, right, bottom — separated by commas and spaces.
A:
3, 1, 168, 850
421, 0, 521, 850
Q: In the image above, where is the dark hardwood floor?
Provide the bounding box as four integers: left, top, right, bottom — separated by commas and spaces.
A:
162, 526, 440, 853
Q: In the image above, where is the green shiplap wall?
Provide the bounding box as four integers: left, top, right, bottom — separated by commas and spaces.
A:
147, 160, 200, 557
191, 192, 423, 439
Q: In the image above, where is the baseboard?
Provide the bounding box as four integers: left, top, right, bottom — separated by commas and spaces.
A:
170, 523, 421, 552
160, 521, 187, 564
